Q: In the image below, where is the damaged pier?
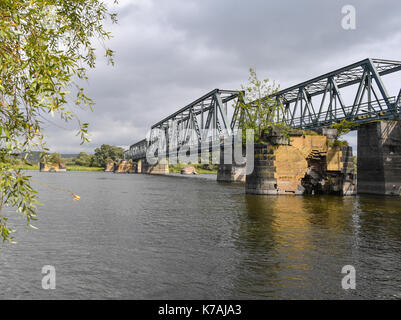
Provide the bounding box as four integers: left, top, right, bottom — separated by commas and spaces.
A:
245, 129, 356, 195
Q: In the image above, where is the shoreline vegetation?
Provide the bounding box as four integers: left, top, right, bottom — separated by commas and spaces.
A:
12, 145, 125, 172
11, 146, 219, 174
13, 163, 218, 174
12, 163, 104, 172
13, 151, 356, 175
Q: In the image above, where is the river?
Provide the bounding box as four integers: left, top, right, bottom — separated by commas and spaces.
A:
1, 171, 401, 299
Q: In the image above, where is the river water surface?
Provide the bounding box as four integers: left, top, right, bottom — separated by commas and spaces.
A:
1, 171, 401, 299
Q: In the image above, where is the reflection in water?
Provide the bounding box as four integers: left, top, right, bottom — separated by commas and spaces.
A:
237, 195, 316, 297
233, 195, 401, 299
357, 196, 401, 242
0, 172, 401, 299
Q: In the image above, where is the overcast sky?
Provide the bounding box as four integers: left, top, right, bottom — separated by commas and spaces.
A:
42, 0, 401, 154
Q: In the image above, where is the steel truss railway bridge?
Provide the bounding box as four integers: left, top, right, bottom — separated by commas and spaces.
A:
122, 58, 401, 195
125, 58, 401, 161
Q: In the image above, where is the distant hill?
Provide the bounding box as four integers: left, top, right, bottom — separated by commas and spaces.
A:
60, 154, 79, 159
23, 152, 41, 163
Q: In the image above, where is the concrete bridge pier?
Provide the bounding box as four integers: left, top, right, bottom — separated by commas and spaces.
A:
357, 120, 401, 195
245, 142, 279, 194
141, 158, 169, 175
217, 144, 247, 182
136, 159, 142, 173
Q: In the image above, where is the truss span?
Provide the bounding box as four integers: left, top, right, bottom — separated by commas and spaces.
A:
273, 58, 401, 129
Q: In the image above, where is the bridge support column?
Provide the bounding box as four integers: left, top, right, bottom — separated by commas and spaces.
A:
245, 143, 279, 194
136, 159, 142, 173
357, 121, 401, 195
114, 160, 135, 173
217, 145, 246, 182
246, 130, 356, 195
142, 158, 169, 175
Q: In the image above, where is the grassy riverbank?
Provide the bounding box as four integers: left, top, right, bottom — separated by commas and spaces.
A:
12, 164, 40, 170
13, 159, 219, 174
66, 166, 104, 171
12, 164, 103, 171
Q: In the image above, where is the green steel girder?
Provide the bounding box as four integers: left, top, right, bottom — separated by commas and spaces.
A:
274, 58, 401, 129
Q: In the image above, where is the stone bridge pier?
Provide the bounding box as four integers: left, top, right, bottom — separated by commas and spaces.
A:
136, 159, 142, 173
357, 120, 401, 195
217, 144, 247, 182
245, 129, 356, 196
140, 158, 169, 175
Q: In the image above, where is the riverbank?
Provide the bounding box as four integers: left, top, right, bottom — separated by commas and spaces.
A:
13, 163, 216, 173
13, 164, 104, 171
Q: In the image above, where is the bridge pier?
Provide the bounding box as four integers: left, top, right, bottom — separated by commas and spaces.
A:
136, 159, 142, 173
245, 142, 281, 194
142, 158, 169, 175
113, 160, 136, 173
357, 120, 401, 195
245, 130, 356, 195
217, 145, 246, 182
